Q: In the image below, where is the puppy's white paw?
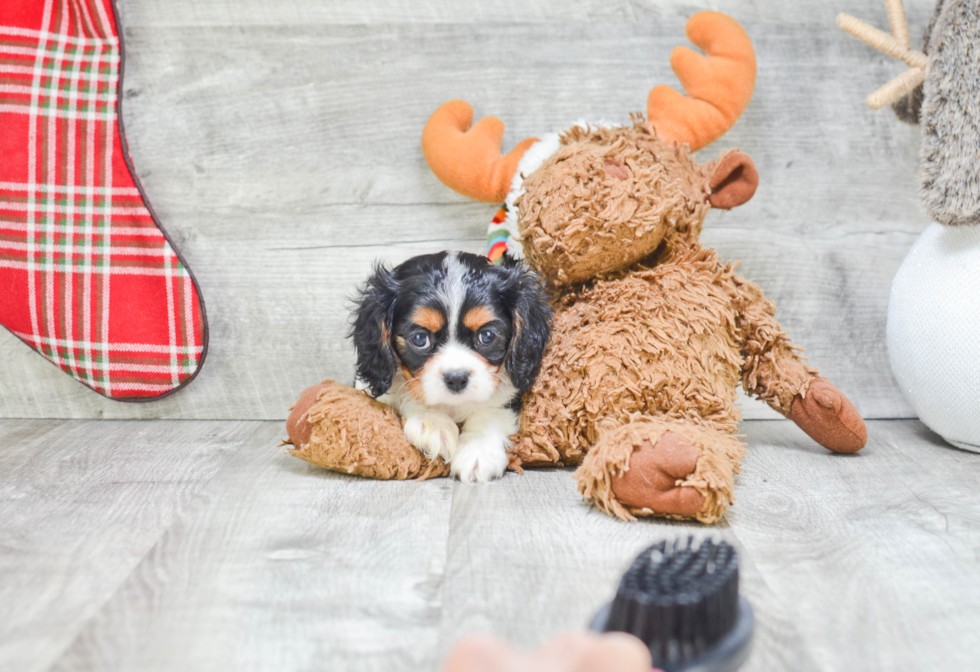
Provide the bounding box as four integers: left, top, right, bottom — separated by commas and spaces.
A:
403, 413, 459, 461
451, 433, 509, 484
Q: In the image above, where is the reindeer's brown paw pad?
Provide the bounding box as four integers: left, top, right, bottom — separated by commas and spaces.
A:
286, 382, 335, 448
790, 378, 868, 454
610, 432, 705, 517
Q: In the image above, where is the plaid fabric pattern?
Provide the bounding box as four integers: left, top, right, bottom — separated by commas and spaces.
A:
0, 0, 206, 400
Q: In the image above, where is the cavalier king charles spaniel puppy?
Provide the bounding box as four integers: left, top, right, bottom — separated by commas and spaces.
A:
351, 251, 551, 483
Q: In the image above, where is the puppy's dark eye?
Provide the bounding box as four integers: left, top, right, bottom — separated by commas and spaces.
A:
478, 329, 496, 346
410, 333, 430, 349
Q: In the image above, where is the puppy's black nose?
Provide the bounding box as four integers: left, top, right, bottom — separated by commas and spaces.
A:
443, 370, 470, 393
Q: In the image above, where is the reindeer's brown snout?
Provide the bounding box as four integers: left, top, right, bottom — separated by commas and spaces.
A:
604, 159, 630, 180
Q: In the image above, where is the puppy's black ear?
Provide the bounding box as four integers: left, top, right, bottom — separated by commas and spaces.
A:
503, 263, 552, 395
350, 262, 399, 398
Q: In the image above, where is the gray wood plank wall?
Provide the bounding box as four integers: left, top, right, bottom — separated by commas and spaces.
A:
0, 1, 934, 419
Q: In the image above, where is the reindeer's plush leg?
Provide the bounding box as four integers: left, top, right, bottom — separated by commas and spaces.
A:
736, 279, 867, 453
285, 381, 451, 480
574, 420, 744, 524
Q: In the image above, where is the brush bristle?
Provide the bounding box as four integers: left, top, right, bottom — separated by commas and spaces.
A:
604, 537, 740, 669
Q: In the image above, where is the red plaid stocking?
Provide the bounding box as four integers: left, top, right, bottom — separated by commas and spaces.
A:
0, 0, 207, 400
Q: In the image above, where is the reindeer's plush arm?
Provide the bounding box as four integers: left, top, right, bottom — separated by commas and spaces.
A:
734, 277, 815, 414
733, 277, 867, 453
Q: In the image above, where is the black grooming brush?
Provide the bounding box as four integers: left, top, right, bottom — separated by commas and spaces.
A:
590, 537, 754, 672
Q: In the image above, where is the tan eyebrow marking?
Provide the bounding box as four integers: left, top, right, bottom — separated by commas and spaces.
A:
412, 307, 445, 333
463, 306, 496, 332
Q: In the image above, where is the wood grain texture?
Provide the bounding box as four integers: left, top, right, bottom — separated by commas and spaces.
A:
732, 420, 980, 671
435, 469, 823, 671
0, 419, 260, 672
114, 0, 929, 27
49, 422, 456, 672
0, 1, 933, 419
0, 418, 975, 671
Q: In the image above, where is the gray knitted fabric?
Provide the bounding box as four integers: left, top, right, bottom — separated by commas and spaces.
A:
919, 0, 980, 226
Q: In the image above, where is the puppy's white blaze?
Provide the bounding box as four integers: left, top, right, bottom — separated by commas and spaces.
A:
420, 342, 497, 406
441, 252, 467, 340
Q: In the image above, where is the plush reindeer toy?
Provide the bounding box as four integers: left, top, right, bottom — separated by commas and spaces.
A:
286, 11, 868, 523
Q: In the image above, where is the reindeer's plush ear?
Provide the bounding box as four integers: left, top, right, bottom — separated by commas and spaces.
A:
708, 151, 758, 209
349, 263, 399, 398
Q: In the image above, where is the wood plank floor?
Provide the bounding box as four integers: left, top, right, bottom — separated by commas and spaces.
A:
2, 418, 978, 671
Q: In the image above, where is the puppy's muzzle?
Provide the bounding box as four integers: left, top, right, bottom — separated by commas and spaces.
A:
443, 370, 470, 393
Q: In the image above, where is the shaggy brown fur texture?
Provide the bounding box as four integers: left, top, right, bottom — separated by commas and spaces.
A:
518, 122, 711, 287
511, 124, 815, 459
575, 420, 743, 523
506, 121, 831, 522
284, 117, 866, 524
285, 380, 450, 480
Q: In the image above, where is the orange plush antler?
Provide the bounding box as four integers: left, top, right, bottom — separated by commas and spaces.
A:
421, 100, 538, 203
647, 12, 756, 152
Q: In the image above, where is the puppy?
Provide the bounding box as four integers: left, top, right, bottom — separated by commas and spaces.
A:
351, 251, 551, 483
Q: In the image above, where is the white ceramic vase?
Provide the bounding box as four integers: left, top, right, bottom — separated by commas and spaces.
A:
887, 222, 980, 451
